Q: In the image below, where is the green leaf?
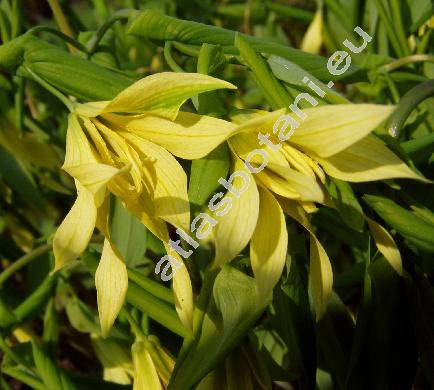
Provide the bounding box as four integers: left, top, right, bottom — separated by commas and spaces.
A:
235, 33, 291, 109
197, 43, 227, 117
32, 342, 76, 390
14, 275, 57, 323
270, 259, 316, 388
42, 299, 59, 349
364, 194, 434, 253
326, 177, 365, 232
65, 297, 101, 334
188, 143, 230, 207
406, 268, 434, 388
0, 144, 44, 209
128, 9, 360, 81
405, 0, 433, 32
267, 55, 350, 105
110, 197, 147, 267
169, 266, 264, 389
317, 293, 355, 390
0, 298, 18, 329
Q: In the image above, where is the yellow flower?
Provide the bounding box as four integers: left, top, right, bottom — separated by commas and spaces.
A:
53, 72, 236, 335
209, 104, 422, 319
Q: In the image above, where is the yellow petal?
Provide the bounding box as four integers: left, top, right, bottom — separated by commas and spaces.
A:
300, 10, 323, 54
103, 72, 236, 120
132, 340, 162, 390
250, 187, 288, 302
106, 111, 237, 159
279, 198, 333, 321
282, 144, 316, 179
316, 135, 424, 182
95, 239, 128, 337
63, 114, 97, 169
53, 182, 96, 271
229, 132, 288, 168
74, 101, 110, 117
123, 133, 190, 232
290, 104, 394, 157
213, 156, 259, 267
366, 217, 403, 275
64, 163, 121, 206
264, 163, 325, 202
94, 119, 147, 195
164, 243, 194, 333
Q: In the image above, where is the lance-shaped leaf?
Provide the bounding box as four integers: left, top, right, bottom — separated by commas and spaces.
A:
169, 266, 264, 389
189, 143, 231, 207
32, 342, 76, 390
326, 177, 364, 232
250, 187, 288, 302
95, 239, 128, 337
364, 195, 434, 253
127, 9, 360, 81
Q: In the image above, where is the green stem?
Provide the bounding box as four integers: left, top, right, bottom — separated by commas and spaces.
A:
46, 0, 75, 52
87, 10, 133, 56
400, 133, 434, 154
122, 308, 146, 338
384, 72, 400, 104
164, 41, 184, 72
387, 79, 434, 137
11, 0, 22, 39
0, 244, 52, 287
27, 26, 89, 53
383, 55, 434, 72
23, 65, 74, 112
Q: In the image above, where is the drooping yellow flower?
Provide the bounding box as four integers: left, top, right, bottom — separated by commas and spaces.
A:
53, 72, 236, 334
216, 104, 423, 319
130, 102, 421, 319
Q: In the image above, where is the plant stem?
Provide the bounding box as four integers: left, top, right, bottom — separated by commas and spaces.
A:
23, 65, 74, 112
27, 26, 89, 53
387, 79, 434, 137
87, 10, 132, 56
383, 55, 434, 72
164, 41, 185, 72
0, 244, 52, 286
11, 0, 22, 39
46, 0, 75, 53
